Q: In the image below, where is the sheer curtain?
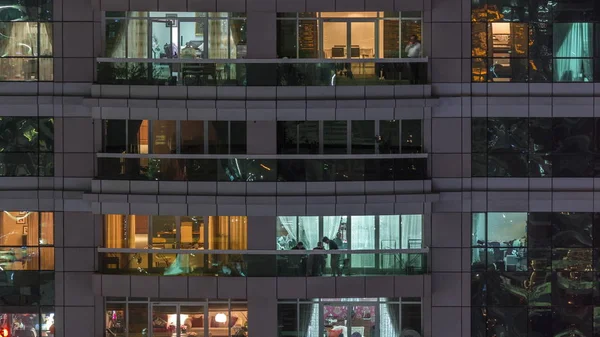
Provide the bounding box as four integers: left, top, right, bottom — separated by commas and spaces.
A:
299, 216, 319, 249
351, 216, 375, 267
400, 215, 422, 249
208, 14, 230, 59
553, 23, 592, 82
277, 216, 297, 250
128, 14, 149, 58
323, 216, 343, 241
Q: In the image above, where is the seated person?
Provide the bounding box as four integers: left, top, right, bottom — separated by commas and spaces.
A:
181, 43, 198, 59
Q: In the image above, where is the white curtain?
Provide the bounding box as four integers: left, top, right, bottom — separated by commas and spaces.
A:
128, 14, 149, 58
351, 216, 376, 268
276, 216, 297, 250
323, 216, 343, 242
553, 22, 592, 82
379, 215, 400, 249
400, 215, 422, 249
298, 216, 320, 250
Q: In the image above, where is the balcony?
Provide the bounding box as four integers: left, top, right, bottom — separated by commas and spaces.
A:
96, 154, 428, 182
98, 248, 429, 277
95, 58, 428, 86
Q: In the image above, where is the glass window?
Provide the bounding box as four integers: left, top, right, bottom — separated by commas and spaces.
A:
553, 23, 593, 82
104, 120, 127, 153
151, 120, 176, 154
127, 120, 149, 154
209, 121, 229, 154
208, 216, 247, 250
229, 121, 246, 154
277, 19, 297, 58
180, 216, 204, 249
401, 120, 422, 153
181, 121, 204, 154
351, 121, 375, 154
151, 216, 177, 248
0, 211, 53, 249
323, 121, 347, 154
106, 303, 126, 337
487, 212, 527, 247
379, 120, 399, 154
105, 13, 246, 60
277, 12, 422, 59
129, 303, 148, 337
0, 22, 53, 81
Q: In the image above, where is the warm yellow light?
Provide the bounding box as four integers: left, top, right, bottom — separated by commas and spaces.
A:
215, 313, 227, 323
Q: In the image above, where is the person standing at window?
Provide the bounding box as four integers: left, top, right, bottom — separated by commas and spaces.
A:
323, 236, 341, 276
405, 35, 422, 84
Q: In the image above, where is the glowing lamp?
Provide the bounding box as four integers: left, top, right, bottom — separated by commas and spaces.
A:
215, 313, 227, 323
2, 328, 9, 337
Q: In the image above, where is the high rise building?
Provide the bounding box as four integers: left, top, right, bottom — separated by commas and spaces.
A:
0, 0, 596, 336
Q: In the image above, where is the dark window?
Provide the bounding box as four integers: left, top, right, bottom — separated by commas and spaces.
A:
401, 120, 422, 153
351, 121, 375, 154
180, 121, 204, 154
323, 121, 347, 154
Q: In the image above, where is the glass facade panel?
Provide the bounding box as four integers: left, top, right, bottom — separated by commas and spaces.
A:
471, 212, 600, 337
471, 117, 600, 177
470, 1, 600, 82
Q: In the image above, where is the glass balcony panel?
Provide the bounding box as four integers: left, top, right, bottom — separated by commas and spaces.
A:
98, 157, 428, 181
96, 61, 428, 86
99, 251, 428, 276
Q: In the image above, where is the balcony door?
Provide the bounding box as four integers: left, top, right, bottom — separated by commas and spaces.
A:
151, 18, 179, 59
322, 19, 377, 59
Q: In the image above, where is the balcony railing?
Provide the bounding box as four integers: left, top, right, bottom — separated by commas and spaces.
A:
98, 248, 429, 277
96, 154, 428, 182
95, 58, 428, 86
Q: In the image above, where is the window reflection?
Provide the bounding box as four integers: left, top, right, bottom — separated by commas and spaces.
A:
472, 211, 600, 337
472, 117, 600, 177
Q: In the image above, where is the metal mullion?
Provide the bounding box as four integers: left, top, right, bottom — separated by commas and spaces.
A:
296, 18, 300, 59
125, 120, 130, 153
398, 119, 402, 154
125, 301, 129, 337
346, 120, 351, 154
375, 120, 381, 154
204, 121, 209, 154
175, 216, 181, 248
346, 21, 351, 59
176, 120, 181, 154
375, 215, 380, 270
375, 18, 380, 59
227, 122, 232, 154
296, 123, 300, 154
148, 302, 153, 337
319, 121, 324, 154
147, 121, 154, 154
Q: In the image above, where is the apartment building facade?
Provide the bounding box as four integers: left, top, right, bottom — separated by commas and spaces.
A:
0, 0, 595, 336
